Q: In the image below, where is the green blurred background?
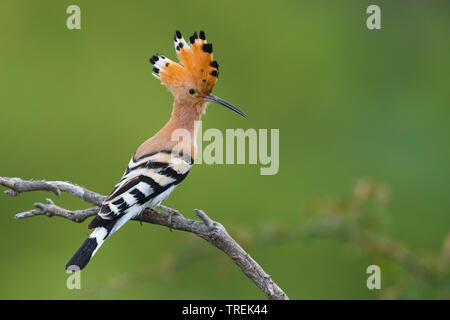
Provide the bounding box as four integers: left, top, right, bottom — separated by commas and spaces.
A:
0, 0, 449, 299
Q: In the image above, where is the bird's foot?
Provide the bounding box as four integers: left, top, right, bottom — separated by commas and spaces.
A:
156, 203, 181, 232
139, 210, 144, 226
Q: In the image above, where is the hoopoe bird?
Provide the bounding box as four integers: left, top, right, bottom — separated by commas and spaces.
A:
66, 30, 247, 270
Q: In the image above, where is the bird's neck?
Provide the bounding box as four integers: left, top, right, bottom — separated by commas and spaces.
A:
135, 99, 206, 160
157, 99, 206, 158
167, 98, 205, 135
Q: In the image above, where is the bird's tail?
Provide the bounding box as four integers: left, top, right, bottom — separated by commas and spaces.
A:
65, 226, 108, 271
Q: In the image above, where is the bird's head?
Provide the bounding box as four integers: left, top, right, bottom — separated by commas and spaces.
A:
150, 30, 247, 118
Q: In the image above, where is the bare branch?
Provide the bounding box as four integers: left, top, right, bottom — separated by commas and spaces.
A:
0, 177, 105, 205
0, 177, 289, 300
15, 198, 99, 223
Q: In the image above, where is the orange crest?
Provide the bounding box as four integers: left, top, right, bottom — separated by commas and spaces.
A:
149, 30, 219, 96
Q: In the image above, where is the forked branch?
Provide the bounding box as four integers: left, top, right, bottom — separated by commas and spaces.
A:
0, 177, 288, 300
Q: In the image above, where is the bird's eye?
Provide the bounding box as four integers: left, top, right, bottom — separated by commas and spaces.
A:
189, 88, 195, 95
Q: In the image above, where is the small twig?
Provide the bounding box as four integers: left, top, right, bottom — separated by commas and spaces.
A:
0, 177, 105, 205
195, 209, 214, 229
15, 198, 99, 223
0, 176, 289, 300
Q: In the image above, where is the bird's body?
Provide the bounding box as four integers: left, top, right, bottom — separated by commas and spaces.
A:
66, 30, 246, 271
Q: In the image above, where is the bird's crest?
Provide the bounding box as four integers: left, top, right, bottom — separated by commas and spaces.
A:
149, 30, 219, 96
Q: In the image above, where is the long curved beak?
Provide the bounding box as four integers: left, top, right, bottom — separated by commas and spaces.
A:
205, 94, 248, 118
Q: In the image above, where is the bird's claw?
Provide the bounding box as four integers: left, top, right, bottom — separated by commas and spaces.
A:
156, 203, 181, 232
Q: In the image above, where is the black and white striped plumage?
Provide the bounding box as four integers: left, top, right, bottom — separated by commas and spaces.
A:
65, 150, 193, 270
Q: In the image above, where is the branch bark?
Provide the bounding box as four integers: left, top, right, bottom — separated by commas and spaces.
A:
0, 177, 289, 300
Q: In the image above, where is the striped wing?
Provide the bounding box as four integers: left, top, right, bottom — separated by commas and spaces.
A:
88, 150, 193, 230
